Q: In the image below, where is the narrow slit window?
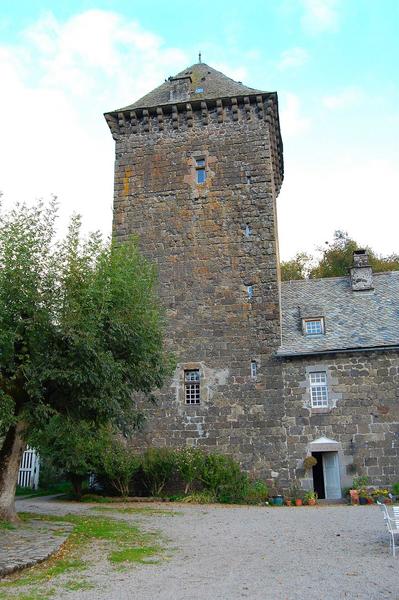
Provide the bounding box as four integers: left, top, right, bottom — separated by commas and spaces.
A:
247, 285, 254, 299
309, 371, 328, 408
195, 158, 206, 184
245, 224, 252, 237
250, 361, 257, 378
185, 369, 200, 404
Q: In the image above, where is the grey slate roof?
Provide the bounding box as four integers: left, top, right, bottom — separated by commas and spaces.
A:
112, 62, 268, 112
278, 271, 399, 356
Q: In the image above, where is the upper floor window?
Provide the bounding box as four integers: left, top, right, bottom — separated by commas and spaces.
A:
303, 318, 324, 336
250, 360, 257, 378
195, 158, 206, 184
309, 371, 328, 407
185, 369, 200, 404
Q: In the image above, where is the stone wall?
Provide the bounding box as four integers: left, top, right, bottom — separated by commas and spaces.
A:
110, 97, 289, 485
282, 350, 399, 488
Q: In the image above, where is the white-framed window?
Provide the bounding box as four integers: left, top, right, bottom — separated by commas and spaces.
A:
195, 158, 206, 184
250, 361, 257, 378
303, 318, 324, 336
309, 371, 328, 407
185, 369, 200, 404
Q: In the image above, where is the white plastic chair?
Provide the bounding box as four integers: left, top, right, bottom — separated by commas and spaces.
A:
378, 501, 399, 556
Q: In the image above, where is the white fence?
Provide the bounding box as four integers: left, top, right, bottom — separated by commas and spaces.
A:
18, 446, 40, 489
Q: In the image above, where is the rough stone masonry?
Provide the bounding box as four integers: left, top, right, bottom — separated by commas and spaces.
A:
105, 62, 399, 494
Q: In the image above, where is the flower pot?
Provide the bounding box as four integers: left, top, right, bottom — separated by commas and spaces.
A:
367, 498, 373, 504
359, 497, 368, 505
272, 495, 284, 506
308, 498, 316, 506
295, 499, 303, 507
285, 499, 292, 507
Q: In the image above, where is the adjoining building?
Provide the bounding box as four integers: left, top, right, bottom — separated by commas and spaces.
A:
104, 62, 399, 498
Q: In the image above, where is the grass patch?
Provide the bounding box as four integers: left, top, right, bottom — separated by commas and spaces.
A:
1, 512, 163, 598
91, 506, 179, 516
15, 482, 72, 498
63, 579, 94, 591
0, 521, 16, 530
109, 545, 160, 564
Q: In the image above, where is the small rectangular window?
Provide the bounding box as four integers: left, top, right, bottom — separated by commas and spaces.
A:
185, 369, 200, 404
195, 87, 204, 93
309, 371, 328, 407
250, 361, 257, 378
247, 285, 254, 299
195, 158, 206, 184
304, 318, 324, 336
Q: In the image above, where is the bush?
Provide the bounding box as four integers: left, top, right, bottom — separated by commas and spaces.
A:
101, 440, 141, 497
392, 482, 399, 496
142, 448, 176, 496
353, 476, 370, 489
175, 447, 206, 494
200, 454, 249, 503
244, 480, 269, 504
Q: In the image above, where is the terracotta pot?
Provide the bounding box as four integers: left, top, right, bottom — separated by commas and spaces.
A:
308, 498, 316, 506
295, 499, 303, 506
285, 500, 292, 506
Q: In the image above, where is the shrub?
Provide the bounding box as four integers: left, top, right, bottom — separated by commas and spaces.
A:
392, 482, 399, 496
200, 454, 249, 503
142, 448, 176, 496
353, 476, 370, 489
175, 447, 206, 494
244, 480, 269, 504
182, 491, 216, 504
101, 440, 141, 497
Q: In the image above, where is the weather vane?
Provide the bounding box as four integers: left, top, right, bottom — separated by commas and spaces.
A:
198, 51, 202, 63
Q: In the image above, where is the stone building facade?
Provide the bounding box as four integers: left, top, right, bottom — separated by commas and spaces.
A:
105, 63, 399, 497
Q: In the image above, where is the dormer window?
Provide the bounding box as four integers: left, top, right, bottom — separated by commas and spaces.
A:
303, 318, 324, 336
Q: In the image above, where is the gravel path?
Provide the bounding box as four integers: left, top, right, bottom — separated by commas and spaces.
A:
15, 497, 399, 600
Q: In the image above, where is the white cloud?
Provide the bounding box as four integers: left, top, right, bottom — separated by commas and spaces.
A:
278, 156, 399, 260
300, 0, 340, 34
280, 93, 311, 137
0, 10, 188, 236
322, 86, 363, 109
278, 47, 309, 70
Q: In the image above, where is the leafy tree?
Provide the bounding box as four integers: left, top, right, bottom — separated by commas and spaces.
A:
175, 447, 206, 494
281, 230, 399, 281
101, 438, 141, 498
30, 416, 110, 497
0, 200, 171, 521
280, 252, 312, 281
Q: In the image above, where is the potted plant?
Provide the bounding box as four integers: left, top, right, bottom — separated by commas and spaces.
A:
358, 488, 370, 505
304, 490, 318, 506
285, 498, 292, 507
289, 485, 303, 506
303, 456, 318, 472
272, 494, 284, 506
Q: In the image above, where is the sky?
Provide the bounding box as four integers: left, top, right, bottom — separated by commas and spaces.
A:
0, 0, 398, 260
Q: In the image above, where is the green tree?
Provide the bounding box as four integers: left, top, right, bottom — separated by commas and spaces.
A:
0, 200, 171, 521
31, 416, 110, 497
281, 231, 399, 281
280, 252, 312, 281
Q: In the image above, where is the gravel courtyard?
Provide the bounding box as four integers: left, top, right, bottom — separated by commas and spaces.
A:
15, 497, 398, 600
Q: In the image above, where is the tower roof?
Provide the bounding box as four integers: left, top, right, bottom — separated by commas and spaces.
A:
112, 62, 269, 112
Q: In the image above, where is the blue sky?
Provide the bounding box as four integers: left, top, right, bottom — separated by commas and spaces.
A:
1, 0, 398, 259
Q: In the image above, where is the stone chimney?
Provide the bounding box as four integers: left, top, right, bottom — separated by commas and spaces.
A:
350, 249, 373, 291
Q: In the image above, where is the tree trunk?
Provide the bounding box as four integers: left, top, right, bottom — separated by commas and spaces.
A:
69, 474, 84, 498
0, 421, 26, 522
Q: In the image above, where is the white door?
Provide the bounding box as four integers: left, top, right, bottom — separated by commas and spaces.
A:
322, 452, 341, 499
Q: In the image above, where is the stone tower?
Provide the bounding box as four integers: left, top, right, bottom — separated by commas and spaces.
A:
105, 62, 287, 483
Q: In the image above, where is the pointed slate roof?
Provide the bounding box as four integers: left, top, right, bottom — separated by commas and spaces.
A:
113, 62, 269, 112
277, 271, 399, 357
